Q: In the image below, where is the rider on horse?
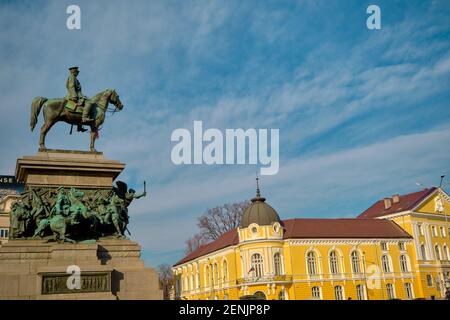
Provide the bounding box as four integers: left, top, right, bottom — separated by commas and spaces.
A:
66, 66, 93, 132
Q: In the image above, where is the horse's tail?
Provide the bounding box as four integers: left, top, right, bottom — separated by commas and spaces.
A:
30, 96, 47, 131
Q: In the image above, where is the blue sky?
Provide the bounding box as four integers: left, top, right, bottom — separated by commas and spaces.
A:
0, 0, 449, 267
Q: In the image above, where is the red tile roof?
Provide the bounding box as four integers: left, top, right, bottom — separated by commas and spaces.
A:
174, 229, 239, 266
282, 218, 411, 239
357, 188, 437, 219
173, 218, 411, 266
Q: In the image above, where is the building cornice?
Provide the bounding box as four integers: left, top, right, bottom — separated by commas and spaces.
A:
288, 238, 411, 246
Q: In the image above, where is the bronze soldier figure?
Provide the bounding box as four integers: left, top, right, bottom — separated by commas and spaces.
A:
66, 66, 94, 132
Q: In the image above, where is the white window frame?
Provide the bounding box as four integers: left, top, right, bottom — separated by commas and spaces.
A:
356, 284, 366, 300
273, 252, 282, 276
222, 260, 228, 284
432, 226, 437, 237
404, 283, 414, 300
307, 251, 317, 276
418, 224, 424, 236
311, 286, 321, 300
351, 251, 361, 275
329, 251, 339, 275
443, 245, 449, 261
420, 243, 427, 260
386, 283, 395, 299
251, 253, 264, 278
399, 254, 409, 273
426, 274, 433, 287
435, 245, 442, 261
334, 285, 344, 300
381, 255, 391, 273
214, 263, 219, 286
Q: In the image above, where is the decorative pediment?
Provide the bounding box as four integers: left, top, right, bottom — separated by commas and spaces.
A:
415, 189, 450, 216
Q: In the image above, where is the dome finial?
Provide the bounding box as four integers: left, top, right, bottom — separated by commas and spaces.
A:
252, 174, 265, 202
256, 176, 261, 198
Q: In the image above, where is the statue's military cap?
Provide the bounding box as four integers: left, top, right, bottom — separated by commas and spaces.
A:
68, 66, 79, 71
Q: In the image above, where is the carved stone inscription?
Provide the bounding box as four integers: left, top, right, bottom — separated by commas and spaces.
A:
41, 272, 111, 295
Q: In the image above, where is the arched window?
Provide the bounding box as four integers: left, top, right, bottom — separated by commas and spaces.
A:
351, 251, 361, 274
278, 290, 287, 300
190, 274, 194, 291
431, 226, 437, 237
435, 245, 441, 261
381, 255, 391, 273
443, 245, 449, 261
251, 253, 264, 278
214, 263, 219, 285
420, 244, 427, 260
307, 251, 317, 275
223, 260, 228, 283
274, 253, 282, 276
404, 283, 413, 299
356, 284, 365, 300
399, 255, 409, 272
334, 285, 344, 300
386, 283, 395, 299
329, 251, 339, 275
426, 274, 433, 287
311, 286, 321, 299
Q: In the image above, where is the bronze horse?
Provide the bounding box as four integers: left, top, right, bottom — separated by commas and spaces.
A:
30, 89, 123, 151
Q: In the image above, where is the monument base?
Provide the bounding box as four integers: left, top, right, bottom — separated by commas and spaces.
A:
0, 239, 162, 300
15, 149, 125, 189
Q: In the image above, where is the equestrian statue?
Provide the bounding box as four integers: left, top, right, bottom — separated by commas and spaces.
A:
30, 66, 123, 152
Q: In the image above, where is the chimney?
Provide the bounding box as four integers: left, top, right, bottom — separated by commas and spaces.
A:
384, 198, 392, 209
392, 194, 400, 203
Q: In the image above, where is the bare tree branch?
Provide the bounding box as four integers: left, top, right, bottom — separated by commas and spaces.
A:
184, 200, 250, 255
157, 263, 174, 300
185, 233, 208, 255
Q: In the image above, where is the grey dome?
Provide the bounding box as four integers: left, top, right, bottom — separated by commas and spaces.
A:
240, 186, 281, 228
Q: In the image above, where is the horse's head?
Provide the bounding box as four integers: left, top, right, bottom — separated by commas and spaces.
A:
107, 89, 123, 111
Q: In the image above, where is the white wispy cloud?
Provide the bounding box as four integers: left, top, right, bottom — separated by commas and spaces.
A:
1, 1, 449, 266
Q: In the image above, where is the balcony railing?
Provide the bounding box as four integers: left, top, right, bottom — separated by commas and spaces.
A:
236, 275, 293, 285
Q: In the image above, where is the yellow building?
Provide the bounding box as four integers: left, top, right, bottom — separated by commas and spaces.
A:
173, 185, 450, 300
358, 187, 450, 299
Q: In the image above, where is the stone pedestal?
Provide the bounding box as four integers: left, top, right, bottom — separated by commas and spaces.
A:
15, 149, 125, 189
1, 150, 163, 299
0, 239, 162, 300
